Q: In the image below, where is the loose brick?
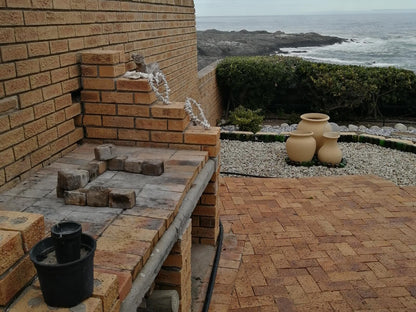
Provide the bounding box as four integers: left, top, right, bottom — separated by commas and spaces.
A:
0, 230, 24, 276
0, 211, 44, 252
142, 160, 164, 176
64, 190, 87, 206
108, 155, 127, 171
57, 169, 89, 191
87, 186, 111, 207
94, 144, 117, 161
0, 255, 36, 306
124, 157, 142, 173
0, 96, 18, 113
109, 189, 136, 209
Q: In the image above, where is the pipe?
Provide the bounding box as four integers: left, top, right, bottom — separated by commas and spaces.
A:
202, 220, 224, 312
120, 158, 216, 312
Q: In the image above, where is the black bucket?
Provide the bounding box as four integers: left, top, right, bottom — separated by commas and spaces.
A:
51, 221, 82, 264
29, 233, 96, 308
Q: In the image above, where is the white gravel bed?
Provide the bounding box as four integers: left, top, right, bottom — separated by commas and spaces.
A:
220, 140, 416, 186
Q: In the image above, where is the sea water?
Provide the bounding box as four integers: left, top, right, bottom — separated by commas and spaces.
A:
196, 13, 416, 72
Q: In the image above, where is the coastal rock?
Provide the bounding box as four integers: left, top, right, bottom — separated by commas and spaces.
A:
197, 29, 346, 69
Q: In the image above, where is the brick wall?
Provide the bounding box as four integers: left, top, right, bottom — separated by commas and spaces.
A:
198, 61, 223, 126
0, 0, 222, 192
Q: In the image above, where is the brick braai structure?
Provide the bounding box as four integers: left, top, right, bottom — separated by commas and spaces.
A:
80, 49, 221, 246
0, 1, 223, 311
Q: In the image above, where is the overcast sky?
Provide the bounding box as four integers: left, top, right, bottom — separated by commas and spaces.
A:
194, 0, 416, 16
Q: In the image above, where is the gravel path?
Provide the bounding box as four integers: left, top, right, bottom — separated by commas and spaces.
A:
220, 140, 416, 186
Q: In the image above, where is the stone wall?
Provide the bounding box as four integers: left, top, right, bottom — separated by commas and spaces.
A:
0, 0, 225, 192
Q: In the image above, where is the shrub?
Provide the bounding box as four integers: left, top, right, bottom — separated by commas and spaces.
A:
216, 56, 416, 120
229, 106, 264, 133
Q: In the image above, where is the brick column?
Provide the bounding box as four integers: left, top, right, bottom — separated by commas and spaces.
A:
156, 220, 192, 312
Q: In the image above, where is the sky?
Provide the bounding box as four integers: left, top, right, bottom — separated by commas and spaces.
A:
194, 0, 416, 16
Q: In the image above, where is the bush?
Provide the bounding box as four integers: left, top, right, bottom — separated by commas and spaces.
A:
216, 56, 416, 120
229, 106, 264, 133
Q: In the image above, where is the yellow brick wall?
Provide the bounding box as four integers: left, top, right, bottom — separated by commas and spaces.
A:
0, 0, 211, 191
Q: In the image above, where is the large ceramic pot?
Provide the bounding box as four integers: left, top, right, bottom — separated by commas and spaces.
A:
286, 130, 316, 162
318, 132, 343, 165
297, 113, 332, 152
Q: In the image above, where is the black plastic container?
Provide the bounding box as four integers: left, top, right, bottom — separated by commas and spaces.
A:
51, 221, 82, 264
29, 233, 96, 307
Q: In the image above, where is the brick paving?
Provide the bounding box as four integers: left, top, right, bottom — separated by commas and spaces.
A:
210, 175, 416, 311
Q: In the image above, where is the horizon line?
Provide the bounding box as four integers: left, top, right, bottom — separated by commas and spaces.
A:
195, 9, 416, 18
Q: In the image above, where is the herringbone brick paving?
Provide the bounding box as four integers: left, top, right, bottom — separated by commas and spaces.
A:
209, 175, 416, 311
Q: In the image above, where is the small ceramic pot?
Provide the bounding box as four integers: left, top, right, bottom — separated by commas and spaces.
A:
318, 132, 343, 165
286, 130, 316, 162
297, 113, 332, 152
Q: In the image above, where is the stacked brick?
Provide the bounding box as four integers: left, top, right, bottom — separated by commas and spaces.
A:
0, 0, 209, 192
0, 211, 44, 308
80, 50, 221, 245
156, 220, 192, 312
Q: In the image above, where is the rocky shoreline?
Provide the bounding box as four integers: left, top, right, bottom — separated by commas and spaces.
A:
197, 29, 346, 69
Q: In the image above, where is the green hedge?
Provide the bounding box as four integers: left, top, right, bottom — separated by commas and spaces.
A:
216, 56, 416, 120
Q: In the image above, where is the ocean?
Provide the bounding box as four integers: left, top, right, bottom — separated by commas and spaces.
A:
196, 13, 416, 72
